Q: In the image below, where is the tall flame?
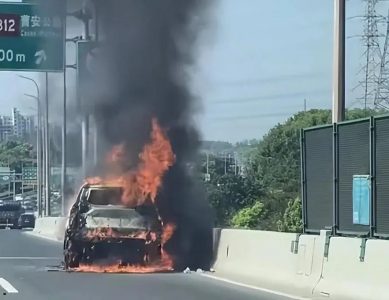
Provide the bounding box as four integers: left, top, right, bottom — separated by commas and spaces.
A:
86, 119, 175, 207
79, 119, 176, 273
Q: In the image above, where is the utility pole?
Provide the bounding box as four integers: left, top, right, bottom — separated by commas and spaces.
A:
45, 72, 50, 216
61, 3, 68, 216
375, 9, 389, 109
206, 152, 209, 175
224, 153, 227, 175
81, 6, 91, 179
61, 66, 67, 216
332, 0, 346, 123
304, 98, 307, 112
234, 153, 237, 175
18, 75, 42, 217
359, 0, 383, 111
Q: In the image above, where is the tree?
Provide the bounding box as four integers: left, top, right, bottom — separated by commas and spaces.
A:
206, 173, 262, 226
203, 108, 386, 231
246, 108, 384, 231
231, 201, 265, 229
0, 141, 34, 172
277, 197, 303, 233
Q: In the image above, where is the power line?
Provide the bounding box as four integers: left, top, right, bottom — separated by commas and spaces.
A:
208, 89, 329, 104
210, 72, 326, 87
211, 112, 300, 122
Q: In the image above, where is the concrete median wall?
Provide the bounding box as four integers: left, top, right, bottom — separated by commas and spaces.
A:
33, 217, 67, 242
212, 229, 389, 299
212, 229, 322, 298
313, 237, 389, 300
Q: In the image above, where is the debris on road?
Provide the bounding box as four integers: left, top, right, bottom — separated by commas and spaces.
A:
183, 267, 191, 274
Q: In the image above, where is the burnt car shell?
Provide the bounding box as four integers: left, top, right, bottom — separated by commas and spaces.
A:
64, 184, 162, 269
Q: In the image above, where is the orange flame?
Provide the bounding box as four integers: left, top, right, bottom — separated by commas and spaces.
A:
85, 119, 175, 207
77, 119, 177, 273
75, 223, 176, 273
75, 252, 174, 273
84, 228, 156, 241
161, 223, 176, 244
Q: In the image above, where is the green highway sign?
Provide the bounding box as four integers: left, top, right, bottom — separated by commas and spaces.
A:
0, 173, 11, 184
0, 1, 64, 71
23, 166, 37, 180
23, 166, 37, 185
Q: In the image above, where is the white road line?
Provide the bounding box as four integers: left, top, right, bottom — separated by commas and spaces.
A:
201, 274, 309, 300
0, 278, 18, 294
0, 257, 60, 260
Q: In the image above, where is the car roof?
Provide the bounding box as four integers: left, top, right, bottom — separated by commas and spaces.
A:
85, 184, 122, 189
89, 204, 131, 210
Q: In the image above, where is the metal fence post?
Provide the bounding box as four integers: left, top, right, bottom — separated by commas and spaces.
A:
369, 116, 376, 237
333, 123, 338, 235
300, 129, 307, 233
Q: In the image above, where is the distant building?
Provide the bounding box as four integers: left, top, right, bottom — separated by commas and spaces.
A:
12, 108, 25, 138
0, 109, 35, 142
0, 116, 13, 142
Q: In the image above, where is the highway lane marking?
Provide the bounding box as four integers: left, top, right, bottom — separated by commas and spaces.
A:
0, 257, 61, 260
201, 274, 308, 300
0, 278, 18, 294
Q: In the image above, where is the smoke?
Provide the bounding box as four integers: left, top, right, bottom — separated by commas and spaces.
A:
88, 0, 214, 270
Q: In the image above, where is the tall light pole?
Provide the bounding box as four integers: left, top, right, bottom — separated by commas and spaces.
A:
332, 0, 346, 123
45, 72, 50, 216
18, 75, 43, 217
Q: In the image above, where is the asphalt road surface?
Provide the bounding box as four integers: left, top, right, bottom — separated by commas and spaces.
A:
0, 230, 294, 300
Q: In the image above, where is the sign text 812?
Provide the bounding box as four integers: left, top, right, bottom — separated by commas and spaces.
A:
0, 14, 20, 37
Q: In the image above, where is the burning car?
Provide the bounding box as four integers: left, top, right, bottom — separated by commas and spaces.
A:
63, 184, 163, 269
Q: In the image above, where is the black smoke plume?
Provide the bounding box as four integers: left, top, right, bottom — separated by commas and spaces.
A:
88, 0, 214, 270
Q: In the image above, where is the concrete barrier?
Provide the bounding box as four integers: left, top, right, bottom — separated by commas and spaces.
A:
313, 237, 389, 300
33, 217, 67, 241
212, 229, 321, 297
212, 229, 389, 299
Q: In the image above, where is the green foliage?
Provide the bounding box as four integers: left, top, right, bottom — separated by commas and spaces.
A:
277, 197, 303, 233
246, 109, 331, 228
206, 174, 262, 226
0, 141, 34, 172
205, 108, 387, 231
231, 201, 265, 229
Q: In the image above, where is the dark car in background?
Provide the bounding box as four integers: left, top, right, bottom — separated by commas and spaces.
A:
0, 202, 25, 229
17, 213, 35, 229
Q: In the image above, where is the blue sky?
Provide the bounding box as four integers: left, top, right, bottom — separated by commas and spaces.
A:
195, 0, 389, 142
0, 0, 388, 142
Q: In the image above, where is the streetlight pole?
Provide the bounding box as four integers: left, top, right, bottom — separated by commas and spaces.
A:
332, 0, 346, 123
18, 75, 43, 217
45, 72, 50, 216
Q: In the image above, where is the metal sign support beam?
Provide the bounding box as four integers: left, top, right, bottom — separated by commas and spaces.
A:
332, 0, 346, 123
